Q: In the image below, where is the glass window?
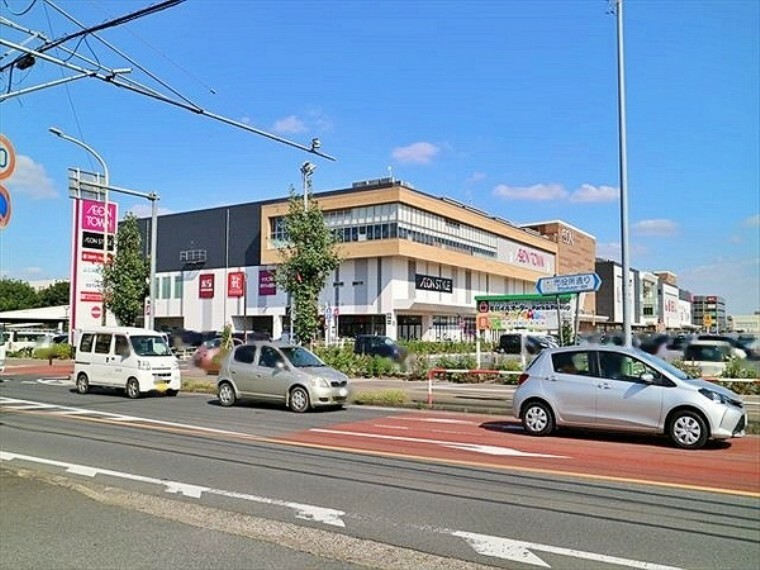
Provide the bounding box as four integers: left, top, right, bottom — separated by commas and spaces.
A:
174, 276, 183, 298
258, 346, 285, 368
280, 346, 325, 367
161, 276, 171, 299
234, 345, 256, 364
94, 334, 112, 354
552, 351, 591, 375
598, 352, 659, 382
130, 335, 171, 356
79, 333, 94, 353
114, 335, 130, 357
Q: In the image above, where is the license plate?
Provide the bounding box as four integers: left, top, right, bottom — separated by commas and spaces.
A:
154, 383, 168, 392
338, 388, 348, 397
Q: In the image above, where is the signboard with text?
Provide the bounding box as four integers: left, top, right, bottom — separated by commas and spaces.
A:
258, 269, 277, 296
415, 273, 453, 293
69, 196, 119, 333
228, 271, 245, 297
199, 274, 215, 299
536, 272, 601, 296
476, 294, 573, 331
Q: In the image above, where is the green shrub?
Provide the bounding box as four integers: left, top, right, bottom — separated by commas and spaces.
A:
32, 344, 72, 360
669, 359, 702, 378
721, 356, 758, 380
351, 389, 407, 406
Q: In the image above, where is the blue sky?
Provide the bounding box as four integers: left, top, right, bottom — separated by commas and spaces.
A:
1, 0, 758, 314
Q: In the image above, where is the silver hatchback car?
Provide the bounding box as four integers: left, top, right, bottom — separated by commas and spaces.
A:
217, 342, 350, 412
513, 345, 747, 449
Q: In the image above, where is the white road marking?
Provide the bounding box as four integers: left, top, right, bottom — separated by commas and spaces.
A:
397, 418, 479, 425
310, 429, 567, 458
36, 378, 74, 385
451, 531, 683, 570
0, 451, 346, 527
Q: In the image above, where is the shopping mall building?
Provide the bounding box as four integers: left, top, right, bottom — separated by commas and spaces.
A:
136, 177, 599, 341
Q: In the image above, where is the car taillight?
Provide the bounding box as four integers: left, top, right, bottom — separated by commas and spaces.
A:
517, 373, 529, 386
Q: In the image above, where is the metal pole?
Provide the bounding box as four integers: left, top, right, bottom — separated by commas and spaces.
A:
615, 0, 632, 347
49, 127, 109, 326
149, 193, 158, 330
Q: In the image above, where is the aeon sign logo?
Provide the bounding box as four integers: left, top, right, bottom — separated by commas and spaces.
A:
81, 199, 117, 234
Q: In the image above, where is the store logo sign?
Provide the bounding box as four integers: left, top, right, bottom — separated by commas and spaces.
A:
199, 274, 215, 299
228, 272, 245, 298
415, 274, 452, 293
259, 269, 277, 296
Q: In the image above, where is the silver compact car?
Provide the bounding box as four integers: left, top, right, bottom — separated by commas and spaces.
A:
216, 342, 350, 412
513, 345, 747, 449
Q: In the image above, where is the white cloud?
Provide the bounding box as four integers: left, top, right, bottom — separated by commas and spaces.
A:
633, 219, 678, 236
466, 172, 486, 184
391, 142, 440, 165
679, 257, 760, 313
493, 183, 567, 201
6, 155, 57, 199
595, 241, 649, 262
744, 214, 760, 227
272, 115, 306, 134
307, 108, 334, 132
127, 204, 173, 218
241, 116, 252, 125
569, 184, 618, 203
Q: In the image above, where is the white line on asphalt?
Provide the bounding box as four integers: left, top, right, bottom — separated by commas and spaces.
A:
309, 429, 567, 458
450, 531, 683, 570
395, 417, 479, 425
0, 451, 347, 527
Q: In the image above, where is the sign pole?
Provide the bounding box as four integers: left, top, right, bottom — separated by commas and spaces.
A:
574, 292, 583, 344
555, 293, 562, 346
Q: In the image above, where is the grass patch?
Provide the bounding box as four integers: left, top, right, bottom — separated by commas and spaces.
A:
351, 389, 408, 406
181, 378, 216, 394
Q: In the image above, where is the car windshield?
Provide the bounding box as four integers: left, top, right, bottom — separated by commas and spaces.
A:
633, 348, 693, 380
130, 335, 172, 357
280, 346, 326, 367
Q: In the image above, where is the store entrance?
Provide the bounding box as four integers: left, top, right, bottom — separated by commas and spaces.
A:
397, 315, 422, 340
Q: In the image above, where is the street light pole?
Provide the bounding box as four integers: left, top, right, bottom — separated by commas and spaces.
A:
613, 0, 632, 347
50, 127, 110, 326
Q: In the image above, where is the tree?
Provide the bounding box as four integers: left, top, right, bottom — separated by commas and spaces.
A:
277, 188, 341, 344
102, 213, 149, 326
0, 278, 38, 311
38, 280, 70, 307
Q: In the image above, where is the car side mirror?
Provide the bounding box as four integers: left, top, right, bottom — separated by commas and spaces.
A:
640, 373, 654, 384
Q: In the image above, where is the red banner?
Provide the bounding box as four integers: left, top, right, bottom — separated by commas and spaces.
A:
228, 271, 245, 297
199, 273, 215, 299
259, 269, 277, 296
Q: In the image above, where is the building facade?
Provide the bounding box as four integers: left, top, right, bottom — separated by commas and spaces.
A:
137, 178, 570, 341
692, 295, 727, 332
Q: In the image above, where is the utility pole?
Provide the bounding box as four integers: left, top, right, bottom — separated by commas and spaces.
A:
614, 0, 633, 347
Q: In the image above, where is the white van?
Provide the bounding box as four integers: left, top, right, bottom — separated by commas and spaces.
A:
73, 327, 181, 398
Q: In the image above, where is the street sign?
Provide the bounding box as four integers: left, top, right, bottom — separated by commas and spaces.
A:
91, 305, 102, 319
0, 185, 10, 230
0, 134, 16, 181
536, 272, 601, 295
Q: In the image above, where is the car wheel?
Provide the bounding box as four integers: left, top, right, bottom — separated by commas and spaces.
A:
522, 401, 554, 436
218, 382, 236, 407
75, 373, 89, 395
166, 389, 179, 397
289, 386, 310, 413
669, 411, 708, 449
125, 378, 141, 399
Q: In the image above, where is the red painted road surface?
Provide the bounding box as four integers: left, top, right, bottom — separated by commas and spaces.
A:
278, 411, 760, 495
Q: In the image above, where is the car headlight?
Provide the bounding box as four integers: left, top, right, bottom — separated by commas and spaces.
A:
309, 377, 330, 389
137, 360, 152, 371
699, 388, 730, 405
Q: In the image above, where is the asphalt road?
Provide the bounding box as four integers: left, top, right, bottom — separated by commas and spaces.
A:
1, 374, 758, 570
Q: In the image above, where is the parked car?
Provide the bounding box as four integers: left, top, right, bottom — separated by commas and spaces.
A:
73, 327, 181, 398
353, 335, 406, 362
513, 345, 747, 449
216, 341, 350, 412
496, 333, 557, 355
683, 340, 745, 377
697, 334, 757, 360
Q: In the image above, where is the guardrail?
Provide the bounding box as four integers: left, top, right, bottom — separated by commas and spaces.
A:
425, 367, 758, 408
